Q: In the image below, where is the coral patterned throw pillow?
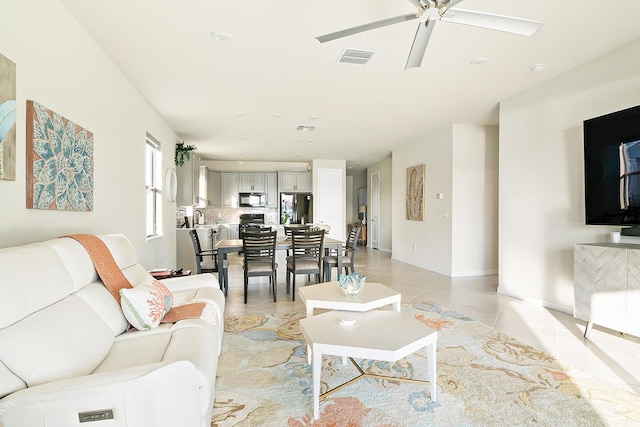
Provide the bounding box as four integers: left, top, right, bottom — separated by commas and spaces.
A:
120, 279, 173, 330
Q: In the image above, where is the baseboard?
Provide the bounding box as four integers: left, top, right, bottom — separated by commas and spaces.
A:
451, 269, 498, 277
497, 285, 573, 315
364, 245, 392, 254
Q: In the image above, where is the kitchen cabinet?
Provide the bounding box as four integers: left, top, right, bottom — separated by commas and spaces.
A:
221, 173, 239, 207
208, 170, 221, 207
222, 224, 239, 240
265, 173, 277, 207
280, 172, 310, 192
197, 165, 210, 207
239, 173, 265, 192
176, 153, 202, 206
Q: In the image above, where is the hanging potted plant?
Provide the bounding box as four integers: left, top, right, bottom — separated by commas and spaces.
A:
174, 141, 197, 167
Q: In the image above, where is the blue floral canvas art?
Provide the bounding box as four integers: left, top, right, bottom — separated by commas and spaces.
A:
26, 100, 94, 211
0, 53, 16, 181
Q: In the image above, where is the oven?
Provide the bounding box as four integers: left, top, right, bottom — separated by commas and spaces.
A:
239, 213, 265, 238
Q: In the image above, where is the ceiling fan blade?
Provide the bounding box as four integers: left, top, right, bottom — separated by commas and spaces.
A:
316, 13, 418, 43
405, 19, 435, 70
441, 8, 543, 36
441, 0, 465, 10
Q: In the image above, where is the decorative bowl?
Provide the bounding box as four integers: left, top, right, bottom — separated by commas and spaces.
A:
338, 272, 366, 297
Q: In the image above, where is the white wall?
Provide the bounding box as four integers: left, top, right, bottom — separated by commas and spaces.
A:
0, 0, 179, 269
392, 125, 499, 277
452, 125, 499, 276
393, 127, 453, 275
346, 175, 353, 229
499, 39, 640, 312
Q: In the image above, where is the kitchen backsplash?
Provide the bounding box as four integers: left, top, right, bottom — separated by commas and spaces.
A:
178, 206, 279, 226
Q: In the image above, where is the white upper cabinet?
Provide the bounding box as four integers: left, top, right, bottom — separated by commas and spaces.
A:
265, 172, 277, 207
239, 173, 265, 192
280, 172, 310, 192
176, 153, 202, 206
221, 173, 239, 207
208, 170, 221, 207
197, 165, 210, 207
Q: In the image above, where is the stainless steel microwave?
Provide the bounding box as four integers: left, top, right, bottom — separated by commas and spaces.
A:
239, 192, 266, 207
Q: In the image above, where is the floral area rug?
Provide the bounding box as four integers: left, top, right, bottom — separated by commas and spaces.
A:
212, 302, 640, 426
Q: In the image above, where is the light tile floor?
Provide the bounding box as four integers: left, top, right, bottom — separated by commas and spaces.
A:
222, 247, 640, 395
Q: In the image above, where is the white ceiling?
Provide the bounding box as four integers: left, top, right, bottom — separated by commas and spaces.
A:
59, 0, 640, 174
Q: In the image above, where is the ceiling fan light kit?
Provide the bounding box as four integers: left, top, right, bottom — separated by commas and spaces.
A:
315, 0, 544, 70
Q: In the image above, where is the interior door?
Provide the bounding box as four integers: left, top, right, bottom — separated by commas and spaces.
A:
317, 168, 344, 241
371, 172, 380, 249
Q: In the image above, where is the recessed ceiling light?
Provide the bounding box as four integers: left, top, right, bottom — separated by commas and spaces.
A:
531, 63, 546, 72
296, 125, 316, 132
235, 112, 246, 117
211, 31, 231, 42
236, 136, 245, 140
309, 115, 320, 120
274, 114, 283, 118
307, 139, 315, 143
470, 57, 489, 66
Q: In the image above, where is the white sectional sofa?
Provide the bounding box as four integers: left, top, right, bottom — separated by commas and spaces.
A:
0, 234, 225, 427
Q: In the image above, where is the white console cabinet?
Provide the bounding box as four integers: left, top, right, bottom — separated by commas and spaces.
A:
574, 243, 640, 338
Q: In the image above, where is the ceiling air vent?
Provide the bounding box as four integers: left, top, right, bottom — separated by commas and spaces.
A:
296, 125, 316, 132
338, 49, 374, 65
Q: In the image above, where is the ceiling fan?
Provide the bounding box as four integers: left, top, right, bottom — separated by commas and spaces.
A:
315, 0, 544, 70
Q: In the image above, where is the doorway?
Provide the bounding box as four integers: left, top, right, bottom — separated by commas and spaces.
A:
371, 171, 380, 250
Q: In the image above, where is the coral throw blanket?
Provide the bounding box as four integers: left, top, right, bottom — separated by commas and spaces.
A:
67, 234, 205, 322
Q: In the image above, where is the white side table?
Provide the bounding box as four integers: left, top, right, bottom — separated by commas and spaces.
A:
298, 310, 438, 420
298, 281, 401, 317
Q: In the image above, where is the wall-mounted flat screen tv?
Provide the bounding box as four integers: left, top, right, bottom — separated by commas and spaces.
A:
584, 104, 640, 231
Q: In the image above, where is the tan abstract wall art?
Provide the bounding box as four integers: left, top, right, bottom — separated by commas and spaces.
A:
406, 164, 425, 221
0, 53, 16, 181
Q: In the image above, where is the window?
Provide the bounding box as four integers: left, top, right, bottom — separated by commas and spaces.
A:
145, 134, 162, 238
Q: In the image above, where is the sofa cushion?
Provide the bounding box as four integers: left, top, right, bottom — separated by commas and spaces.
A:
0, 242, 76, 329
0, 295, 114, 387
93, 327, 173, 373
0, 361, 26, 399
120, 280, 173, 330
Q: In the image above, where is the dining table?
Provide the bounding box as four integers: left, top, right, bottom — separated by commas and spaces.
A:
215, 236, 345, 295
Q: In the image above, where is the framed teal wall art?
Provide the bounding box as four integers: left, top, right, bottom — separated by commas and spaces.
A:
0, 53, 16, 181
26, 100, 94, 211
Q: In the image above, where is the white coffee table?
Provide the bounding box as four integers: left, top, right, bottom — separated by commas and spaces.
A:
298, 281, 401, 317
298, 310, 438, 420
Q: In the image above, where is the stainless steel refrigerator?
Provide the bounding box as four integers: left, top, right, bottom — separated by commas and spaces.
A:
280, 193, 313, 224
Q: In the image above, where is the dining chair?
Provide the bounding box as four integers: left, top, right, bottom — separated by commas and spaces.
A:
323, 224, 360, 282
284, 224, 312, 259
242, 230, 278, 304
189, 229, 229, 295
286, 229, 325, 301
